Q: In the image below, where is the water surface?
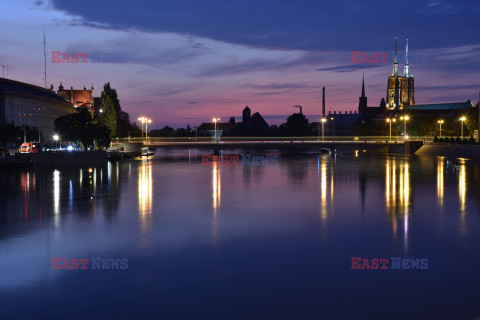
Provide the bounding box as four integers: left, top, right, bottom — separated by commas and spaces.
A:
1, 149, 480, 319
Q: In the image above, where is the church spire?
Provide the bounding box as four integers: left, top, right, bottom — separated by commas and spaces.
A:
403, 38, 410, 77
392, 37, 398, 77
359, 74, 367, 112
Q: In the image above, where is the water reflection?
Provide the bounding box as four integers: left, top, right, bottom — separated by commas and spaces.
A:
53, 170, 60, 227
320, 161, 327, 221
212, 161, 221, 244
138, 160, 153, 234
437, 157, 444, 208
385, 158, 411, 244
459, 160, 467, 234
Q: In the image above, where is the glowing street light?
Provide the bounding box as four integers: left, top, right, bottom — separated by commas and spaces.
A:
145, 118, 152, 142
399, 115, 410, 139
212, 118, 220, 143
437, 120, 444, 138
321, 118, 327, 142
53, 134, 60, 150
330, 117, 335, 142
386, 118, 396, 141
138, 117, 152, 142
138, 116, 146, 140
459, 116, 466, 138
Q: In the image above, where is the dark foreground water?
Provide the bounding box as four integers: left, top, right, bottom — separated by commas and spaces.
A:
1, 149, 480, 319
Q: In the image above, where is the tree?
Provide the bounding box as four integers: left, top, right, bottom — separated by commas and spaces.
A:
0, 124, 23, 147
465, 104, 478, 136
96, 82, 141, 138
54, 107, 107, 150
94, 125, 112, 150
149, 126, 175, 137
284, 113, 310, 136
97, 94, 118, 137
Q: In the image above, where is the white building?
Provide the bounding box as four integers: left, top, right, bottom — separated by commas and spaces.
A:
0, 77, 74, 138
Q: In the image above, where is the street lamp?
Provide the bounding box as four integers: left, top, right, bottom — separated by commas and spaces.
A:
145, 118, 152, 142
138, 117, 152, 142
138, 116, 146, 140
399, 115, 410, 139
437, 120, 444, 138
212, 118, 220, 143
53, 134, 60, 150
460, 116, 466, 138
321, 118, 327, 142
386, 118, 396, 141
330, 117, 335, 142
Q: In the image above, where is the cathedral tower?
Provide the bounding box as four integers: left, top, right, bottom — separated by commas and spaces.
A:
387, 38, 415, 109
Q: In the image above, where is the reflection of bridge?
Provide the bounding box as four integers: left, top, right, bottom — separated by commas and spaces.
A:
114, 137, 425, 154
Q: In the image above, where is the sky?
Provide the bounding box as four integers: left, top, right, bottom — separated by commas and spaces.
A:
0, 0, 479, 128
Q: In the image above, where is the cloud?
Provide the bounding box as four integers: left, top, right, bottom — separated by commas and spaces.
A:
49, 0, 480, 51
317, 64, 387, 73
242, 82, 313, 90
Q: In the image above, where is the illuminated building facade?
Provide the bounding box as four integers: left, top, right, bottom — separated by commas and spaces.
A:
387, 38, 415, 109
0, 77, 74, 138
57, 83, 95, 115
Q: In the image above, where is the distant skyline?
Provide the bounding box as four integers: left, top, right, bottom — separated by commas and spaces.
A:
1, 0, 479, 128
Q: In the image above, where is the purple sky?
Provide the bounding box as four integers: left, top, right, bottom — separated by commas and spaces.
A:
1, 0, 479, 128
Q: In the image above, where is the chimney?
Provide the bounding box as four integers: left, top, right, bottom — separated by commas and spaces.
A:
478, 91, 480, 142
322, 86, 325, 117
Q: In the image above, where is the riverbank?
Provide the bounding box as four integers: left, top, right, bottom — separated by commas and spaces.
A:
415, 143, 480, 159
14, 151, 107, 167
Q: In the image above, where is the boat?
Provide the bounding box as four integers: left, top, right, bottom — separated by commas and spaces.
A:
141, 147, 155, 157
320, 148, 331, 155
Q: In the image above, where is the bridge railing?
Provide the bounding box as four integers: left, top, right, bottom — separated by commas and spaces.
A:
112, 136, 434, 144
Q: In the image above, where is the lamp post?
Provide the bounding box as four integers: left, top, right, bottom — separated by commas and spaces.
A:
460, 116, 466, 138
53, 134, 60, 150
212, 118, 220, 143
138, 116, 146, 140
386, 118, 396, 141
330, 117, 335, 142
437, 120, 444, 138
321, 118, 327, 142
399, 115, 410, 139
145, 118, 152, 142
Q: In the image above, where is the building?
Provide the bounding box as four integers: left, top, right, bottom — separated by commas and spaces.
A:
242, 106, 251, 123
387, 38, 415, 109
358, 75, 386, 119
325, 110, 360, 136
406, 101, 472, 115
57, 83, 95, 114
360, 37, 473, 121
0, 77, 74, 138
197, 122, 233, 138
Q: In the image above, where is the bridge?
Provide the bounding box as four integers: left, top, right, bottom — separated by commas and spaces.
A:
113, 136, 426, 154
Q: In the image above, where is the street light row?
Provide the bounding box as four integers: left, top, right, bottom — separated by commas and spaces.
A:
385, 116, 468, 139
138, 116, 152, 142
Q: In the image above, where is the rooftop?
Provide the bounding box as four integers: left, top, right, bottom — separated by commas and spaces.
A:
409, 101, 472, 110
0, 77, 68, 103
